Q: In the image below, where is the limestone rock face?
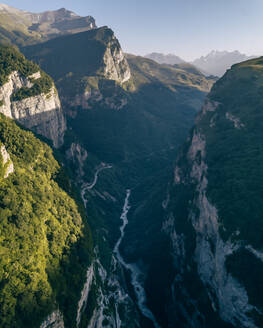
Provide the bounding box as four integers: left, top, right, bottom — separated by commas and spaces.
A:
0, 71, 66, 147
102, 35, 131, 84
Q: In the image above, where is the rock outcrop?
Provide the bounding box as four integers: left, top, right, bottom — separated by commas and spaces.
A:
0, 143, 14, 178
102, 34, 131, 84
0, 71, 66, 147
40, 310, 64, 328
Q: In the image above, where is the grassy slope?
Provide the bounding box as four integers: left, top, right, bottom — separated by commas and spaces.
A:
0, 10, 40, 47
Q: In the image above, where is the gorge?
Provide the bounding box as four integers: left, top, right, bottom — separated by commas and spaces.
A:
0, 3, 262, 328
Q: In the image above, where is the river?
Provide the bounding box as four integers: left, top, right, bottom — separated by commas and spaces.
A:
114, 190, 161, 328
81, 166, 160, 327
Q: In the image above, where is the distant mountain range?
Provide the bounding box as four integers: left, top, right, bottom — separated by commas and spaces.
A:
145, 52, 185, 65
191, 50, 255, 76
145, 50, 256, 77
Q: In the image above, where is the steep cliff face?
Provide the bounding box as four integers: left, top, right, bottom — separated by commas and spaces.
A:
162, 57, 263, 327
0, 46, 66, 147
102, 33, 131, 84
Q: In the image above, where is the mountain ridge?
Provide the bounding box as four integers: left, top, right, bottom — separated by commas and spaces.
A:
0, 3, 96, 46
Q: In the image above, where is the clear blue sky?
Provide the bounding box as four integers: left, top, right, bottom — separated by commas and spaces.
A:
5, 0, 263, 60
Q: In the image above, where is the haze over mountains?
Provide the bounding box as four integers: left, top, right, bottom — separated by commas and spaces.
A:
0, 3, 263, 328
145, 52, 186, 65
145, 50, 255, 77
191, 50, 255, 76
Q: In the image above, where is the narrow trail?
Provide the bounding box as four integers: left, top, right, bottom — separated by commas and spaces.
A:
114, 190, 161, 328
81, 163, 112, 208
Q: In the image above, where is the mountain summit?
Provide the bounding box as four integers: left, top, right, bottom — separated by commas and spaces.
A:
0, 4, 96, 46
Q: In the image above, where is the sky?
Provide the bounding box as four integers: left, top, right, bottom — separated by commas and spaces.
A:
5, 0, 263, 60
